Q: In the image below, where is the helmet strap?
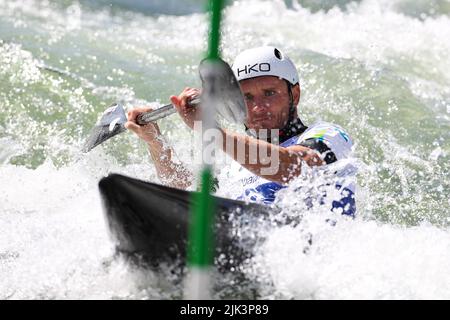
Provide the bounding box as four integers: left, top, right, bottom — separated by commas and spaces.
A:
286, 82, 296, 124
277, 81, 307, 143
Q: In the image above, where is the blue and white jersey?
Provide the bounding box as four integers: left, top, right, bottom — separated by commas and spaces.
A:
230, 121, 357, 217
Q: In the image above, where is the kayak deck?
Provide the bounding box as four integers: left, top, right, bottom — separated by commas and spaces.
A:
98, 173, 274, 271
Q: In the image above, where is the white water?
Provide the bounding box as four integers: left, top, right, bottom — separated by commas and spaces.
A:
0, 0, 449, 299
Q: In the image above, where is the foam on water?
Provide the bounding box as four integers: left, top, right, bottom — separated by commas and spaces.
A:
251, 216, 450, 299
0, 0, 449, 299
0, 154, 185, 299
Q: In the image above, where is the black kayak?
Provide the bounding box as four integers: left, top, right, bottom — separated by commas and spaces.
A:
98, 173, 276, 271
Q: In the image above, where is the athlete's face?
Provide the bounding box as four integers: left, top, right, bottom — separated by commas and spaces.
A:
240, 76, 300, 130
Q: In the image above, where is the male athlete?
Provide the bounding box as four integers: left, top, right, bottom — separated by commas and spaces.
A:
125, 46, 356, 216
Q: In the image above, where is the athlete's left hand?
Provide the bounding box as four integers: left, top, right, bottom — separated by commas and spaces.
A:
170, 87, 201, 130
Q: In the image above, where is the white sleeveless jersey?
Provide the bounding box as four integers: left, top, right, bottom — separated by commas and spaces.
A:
227, 121, 357, 216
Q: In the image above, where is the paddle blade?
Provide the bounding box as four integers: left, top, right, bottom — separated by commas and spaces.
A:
199, 58, 247, 124
82, 103, 127, 153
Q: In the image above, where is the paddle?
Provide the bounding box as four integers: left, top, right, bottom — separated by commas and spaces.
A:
81, 59, 246, 153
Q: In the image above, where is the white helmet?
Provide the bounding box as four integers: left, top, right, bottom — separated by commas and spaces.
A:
232, 46, 299, 85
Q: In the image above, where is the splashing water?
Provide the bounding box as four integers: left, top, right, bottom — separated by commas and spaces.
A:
0, 0, 449, 299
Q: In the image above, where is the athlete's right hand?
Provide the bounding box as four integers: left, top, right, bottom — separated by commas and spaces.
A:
125, 106, 162, 144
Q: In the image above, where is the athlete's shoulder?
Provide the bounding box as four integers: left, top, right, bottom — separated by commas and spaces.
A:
300, 121, 351, 141
297, 121, 353, 160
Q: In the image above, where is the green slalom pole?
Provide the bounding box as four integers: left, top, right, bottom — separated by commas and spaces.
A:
184, 0, 225, 300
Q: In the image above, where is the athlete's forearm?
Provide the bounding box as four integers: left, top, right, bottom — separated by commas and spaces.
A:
218, 129, 302, 184
147, 138, 193, 190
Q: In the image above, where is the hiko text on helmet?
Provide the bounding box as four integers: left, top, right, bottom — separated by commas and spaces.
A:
236, 63, 271, 77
